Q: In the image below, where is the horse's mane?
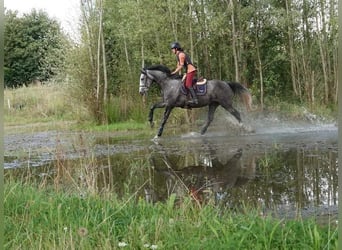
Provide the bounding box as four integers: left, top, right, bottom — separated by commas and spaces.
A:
145, 65, 171, 74
145, 65, 182, 79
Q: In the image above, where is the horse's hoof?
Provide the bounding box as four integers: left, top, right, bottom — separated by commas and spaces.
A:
240, 124, 255, 133
152, 135, 160, 140
151, 137, 160, 144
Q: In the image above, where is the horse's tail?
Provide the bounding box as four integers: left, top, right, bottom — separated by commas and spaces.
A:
226, 81, 253, 112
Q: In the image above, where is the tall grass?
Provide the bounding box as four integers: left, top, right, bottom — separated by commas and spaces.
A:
4, 179, 337, 249
105, 95, 147, 123
4, 83, 81, 126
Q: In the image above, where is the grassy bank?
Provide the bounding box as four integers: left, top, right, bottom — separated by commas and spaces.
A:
4, 83, 76, 125
5, 83, 337, 135
4, 180, 337, 249
4, 83, 148, 134
4, 83, 186, 135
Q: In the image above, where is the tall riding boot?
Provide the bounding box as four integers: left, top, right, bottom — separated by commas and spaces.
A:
188, 86, 198, 104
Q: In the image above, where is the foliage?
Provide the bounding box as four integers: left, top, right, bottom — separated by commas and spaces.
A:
4, 180, 338, 249
4, 0, 337, 123
65, 0, 337, 123
4, 9, 68, 87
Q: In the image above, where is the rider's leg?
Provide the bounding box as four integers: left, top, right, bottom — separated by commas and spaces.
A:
188, 86, 198, 104
185, 71, 198, 104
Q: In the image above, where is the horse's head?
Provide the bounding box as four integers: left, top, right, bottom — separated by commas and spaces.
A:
139, 69, 154, 95
139, 65, 172, 95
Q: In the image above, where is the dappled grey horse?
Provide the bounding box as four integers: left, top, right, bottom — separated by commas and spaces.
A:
139, 65, 252, 138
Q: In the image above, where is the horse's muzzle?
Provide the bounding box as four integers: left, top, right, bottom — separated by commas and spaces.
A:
139, 87, 148, 95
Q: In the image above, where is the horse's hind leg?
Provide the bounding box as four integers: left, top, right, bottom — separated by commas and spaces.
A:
228, 107, 241, 123
200, 103, 218, 135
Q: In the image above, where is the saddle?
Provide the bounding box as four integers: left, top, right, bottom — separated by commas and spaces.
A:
181, 77, 208, 96
195, 77, 207, 85
182, 74, 207, 85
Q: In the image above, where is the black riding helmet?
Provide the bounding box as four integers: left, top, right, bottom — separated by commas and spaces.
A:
170, 42, 182, 50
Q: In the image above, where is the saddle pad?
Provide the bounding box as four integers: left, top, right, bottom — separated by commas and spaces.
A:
181, 83, 207, 96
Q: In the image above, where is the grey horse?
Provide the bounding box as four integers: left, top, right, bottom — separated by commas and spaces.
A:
139, 65, 252, 138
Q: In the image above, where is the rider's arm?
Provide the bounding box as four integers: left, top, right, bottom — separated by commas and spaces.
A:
171, 53, 185, 75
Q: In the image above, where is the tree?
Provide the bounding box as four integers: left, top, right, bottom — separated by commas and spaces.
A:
4, 9, 67, 87
66, 0, 337, 124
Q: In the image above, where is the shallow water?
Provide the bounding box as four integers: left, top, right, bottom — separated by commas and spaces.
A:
5, 122, 338, 223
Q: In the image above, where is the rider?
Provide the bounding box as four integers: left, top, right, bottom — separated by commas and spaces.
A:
170, 42, 198, 105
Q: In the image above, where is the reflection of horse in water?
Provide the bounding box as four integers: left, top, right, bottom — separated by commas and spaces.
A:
145, 148, 256, 204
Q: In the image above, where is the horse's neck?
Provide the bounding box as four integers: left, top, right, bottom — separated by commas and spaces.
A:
157, 77, 182, 91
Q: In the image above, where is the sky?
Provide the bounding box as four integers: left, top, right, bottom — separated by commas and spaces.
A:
4, 0, 81, 40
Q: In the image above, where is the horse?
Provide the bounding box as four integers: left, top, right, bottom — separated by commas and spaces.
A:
139, 65, 252, 138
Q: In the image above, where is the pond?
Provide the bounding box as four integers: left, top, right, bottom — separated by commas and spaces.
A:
4, 121, 338, 224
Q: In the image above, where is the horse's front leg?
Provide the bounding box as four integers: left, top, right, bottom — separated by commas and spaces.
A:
156, 107, 173, 137
149, 101, 166, 128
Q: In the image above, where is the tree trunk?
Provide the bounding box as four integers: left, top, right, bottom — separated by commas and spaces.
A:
80, 0, 96, 81
136, 0, 145, 68
300, 42, 313, 105
186, 0, 195, 125
330, 0, 338, 104
301, 0, 314, 106
311, 70, 315, 106
167, 0, 178, 40
96, 0, 102, 102
333, 44, 338, 104
101, 31, 108, 104
227, 0, 239, 82
285, 0, 298, 96
256, 44, 264, 110
316, 2, 328, 104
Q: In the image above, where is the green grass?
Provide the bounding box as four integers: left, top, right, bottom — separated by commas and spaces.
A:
4, 83, 337, 135
4, 180, 338, 249
4, 83, 78, 125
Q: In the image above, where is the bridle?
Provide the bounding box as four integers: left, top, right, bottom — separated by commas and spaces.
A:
139, 69, 152, 95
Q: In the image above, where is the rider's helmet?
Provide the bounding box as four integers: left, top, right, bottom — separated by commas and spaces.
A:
170, 42, 181, 50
